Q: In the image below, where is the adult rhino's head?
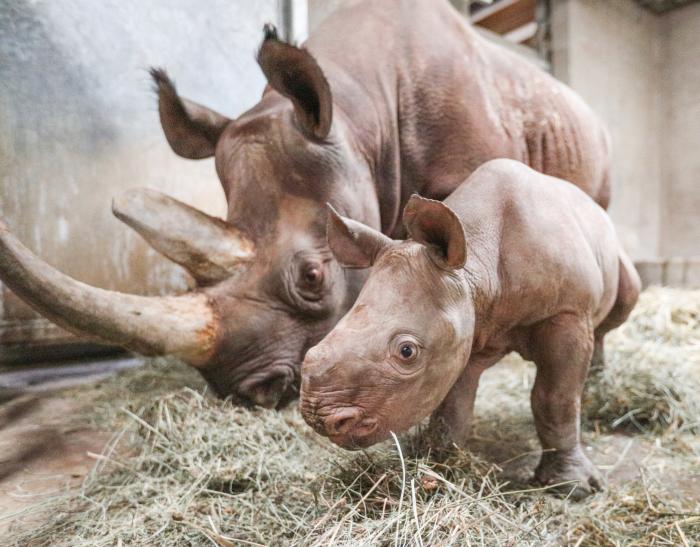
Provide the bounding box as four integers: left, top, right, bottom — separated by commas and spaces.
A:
0, 26, 379, 408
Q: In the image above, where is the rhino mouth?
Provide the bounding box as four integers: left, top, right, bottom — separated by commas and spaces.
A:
236, 362, 299, 409
327, 418, 380, 450
299, 397, 380, 449
196, 359, 298, 408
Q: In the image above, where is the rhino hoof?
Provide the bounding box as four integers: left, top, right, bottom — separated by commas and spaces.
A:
535, 446, 603, 501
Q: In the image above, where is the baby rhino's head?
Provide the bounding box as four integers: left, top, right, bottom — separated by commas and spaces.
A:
300, 196, 474, 449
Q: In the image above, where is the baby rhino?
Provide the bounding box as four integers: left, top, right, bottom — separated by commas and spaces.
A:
300, 159, 640, 498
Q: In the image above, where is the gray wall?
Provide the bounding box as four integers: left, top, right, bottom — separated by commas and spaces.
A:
660, 2, 700, 258
0, 0, 280, 354
552, 0, 700, 266
551, 0, 664, 261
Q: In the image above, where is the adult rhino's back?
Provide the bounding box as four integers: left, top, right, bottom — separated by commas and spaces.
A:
306, 0, 611, 211
478, 35, 612, 207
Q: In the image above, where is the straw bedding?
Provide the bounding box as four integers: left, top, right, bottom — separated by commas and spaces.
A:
4, 287, 700, 546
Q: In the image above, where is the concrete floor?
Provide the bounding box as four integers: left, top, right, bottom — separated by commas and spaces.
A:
0, 355, 144, 536
0, 355, 143, 393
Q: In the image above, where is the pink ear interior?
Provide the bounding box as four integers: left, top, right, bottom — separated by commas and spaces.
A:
403, 196, 466, 269
257, 32, 333, 140
326, 205, 393, 268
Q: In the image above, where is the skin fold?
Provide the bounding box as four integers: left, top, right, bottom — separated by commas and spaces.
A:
300, 159, 640, 499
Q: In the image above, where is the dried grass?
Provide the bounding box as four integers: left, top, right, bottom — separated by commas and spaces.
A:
3, 287, 700, 546
585, 287, 700, 434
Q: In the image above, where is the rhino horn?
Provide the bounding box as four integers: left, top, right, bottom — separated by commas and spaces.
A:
112, 188, 255, 285
0, 221, 219, 365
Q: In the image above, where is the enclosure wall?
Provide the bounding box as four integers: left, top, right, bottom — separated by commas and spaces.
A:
0, 0, 280, 360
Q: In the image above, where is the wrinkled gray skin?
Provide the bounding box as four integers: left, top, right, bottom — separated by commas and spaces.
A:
301, 159, 640, 499
0, 0, 612, 408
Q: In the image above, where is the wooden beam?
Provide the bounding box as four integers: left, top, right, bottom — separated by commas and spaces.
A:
503, 20, 538, 44
471, 0, 536, 36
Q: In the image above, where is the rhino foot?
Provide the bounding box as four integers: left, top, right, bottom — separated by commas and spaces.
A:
425, 414, 472, 449
535, 446, 603, 500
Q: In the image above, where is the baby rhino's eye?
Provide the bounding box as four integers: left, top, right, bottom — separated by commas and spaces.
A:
398, 341, 418, 362
391, 336, 420, 365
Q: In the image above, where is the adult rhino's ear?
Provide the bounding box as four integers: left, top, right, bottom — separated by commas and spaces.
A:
257, 24, 332, 140
326, 204, 393, 268
403, 195, 466, 270
150, 68, 232, 159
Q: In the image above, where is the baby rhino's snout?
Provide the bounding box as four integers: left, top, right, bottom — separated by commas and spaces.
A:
299, 345, 334, 427
300, 345, 335, 403
301, 345, 328, 386
319, 408, 378, 447
300, 345, 378, 447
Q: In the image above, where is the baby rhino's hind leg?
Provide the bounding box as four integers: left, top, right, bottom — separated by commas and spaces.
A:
589, 254, 641, 376
529, 313, 602, 500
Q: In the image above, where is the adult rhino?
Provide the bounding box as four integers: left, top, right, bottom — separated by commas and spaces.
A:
0, 0, 611, 408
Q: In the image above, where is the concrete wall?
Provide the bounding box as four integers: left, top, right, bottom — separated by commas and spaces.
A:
659, 2, 700, 258
551, 0, 664, 261
551, 0, 700, 285
0, 0, 280, 357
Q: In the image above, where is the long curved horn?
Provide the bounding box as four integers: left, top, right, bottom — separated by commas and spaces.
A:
0, 221, 219, 365
112, 188, 254, 285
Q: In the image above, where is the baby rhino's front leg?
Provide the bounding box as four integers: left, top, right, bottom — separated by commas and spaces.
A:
529, 314, 602, 500
428, 365, 484, 447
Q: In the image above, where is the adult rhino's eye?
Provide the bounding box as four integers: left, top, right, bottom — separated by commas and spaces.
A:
301, 263, 324, 288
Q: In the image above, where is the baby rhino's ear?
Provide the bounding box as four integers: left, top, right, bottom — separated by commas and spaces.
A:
326, 205, 394, 268
403, 195, 466, 269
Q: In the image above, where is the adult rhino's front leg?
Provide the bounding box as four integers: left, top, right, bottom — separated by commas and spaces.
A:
529, 314, 602, 500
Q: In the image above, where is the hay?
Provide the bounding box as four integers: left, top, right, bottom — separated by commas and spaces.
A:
3, 287, 700, 546
584, 287, 700, 434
